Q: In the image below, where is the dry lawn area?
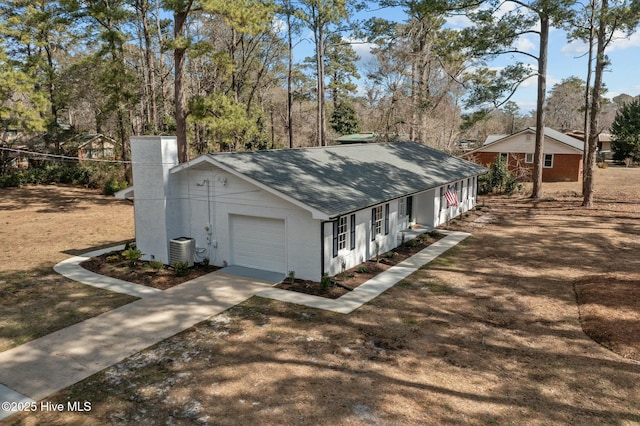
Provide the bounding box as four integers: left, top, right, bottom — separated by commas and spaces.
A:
3, 167, 640, 425
0, 185, 138, 351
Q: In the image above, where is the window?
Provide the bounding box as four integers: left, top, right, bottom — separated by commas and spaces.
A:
499, 152, 508, 163
399, 198, 406, 217
371, 205, 383, 240
458, 181, 463, 202
544, 154, 553, 168
440, 187, 445, 211
467, 178, 472, 199
337, 216, 347, 251
333, 216, 349, 257
525, 153, 534, 163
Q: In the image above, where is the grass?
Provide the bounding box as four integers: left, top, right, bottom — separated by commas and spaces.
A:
0, 266, 138, 352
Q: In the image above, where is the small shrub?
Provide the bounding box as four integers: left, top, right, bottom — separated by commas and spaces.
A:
103, 177, 123, 196
357, 265, 369, 273
172, 261, 189, 277
385, 251, 396, 259
122, 248, 142, 266
106, 255, 120, 263
149, 260, 164, 271
375, 240, 380, 262
288, 270, 295, 284
405, 239, 419, 248
427, 230, 441, 238
597, 162, 608, 169
320, 273, 331, 291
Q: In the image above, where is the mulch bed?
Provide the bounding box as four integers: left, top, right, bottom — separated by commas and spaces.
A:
275, 230, 444, 299
80, 231, 444, 296
80, 250, 219, 290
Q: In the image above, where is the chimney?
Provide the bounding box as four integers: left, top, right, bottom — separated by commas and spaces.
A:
130, 136, 179, 264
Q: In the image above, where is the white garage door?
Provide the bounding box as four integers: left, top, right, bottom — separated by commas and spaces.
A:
230, 215, 286, 273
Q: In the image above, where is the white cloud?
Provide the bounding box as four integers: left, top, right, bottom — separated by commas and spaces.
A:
344, 38, 376, 65
514, 37, 536, 53
272, 17, 287, 35
609, 29, 640, 51
561, 39, 589, 56
445, 14, 473, 29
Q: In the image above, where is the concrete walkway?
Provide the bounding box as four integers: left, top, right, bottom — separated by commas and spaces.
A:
259, 230, 469, 313
0, 230, 469, 421
53, 245, 162, 298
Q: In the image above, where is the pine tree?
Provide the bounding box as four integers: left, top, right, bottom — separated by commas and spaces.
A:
330, 102, 359, 135
611, 99, 640, 163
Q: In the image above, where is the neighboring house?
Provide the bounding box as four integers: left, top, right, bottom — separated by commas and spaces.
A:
465, 127, 584, 182
119, 136, 487, 281
565, 130, 614, 161
62, 134, 116, 160
334, 133, 411, 144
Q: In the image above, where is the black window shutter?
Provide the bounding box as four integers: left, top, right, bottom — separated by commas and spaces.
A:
332, 220, 338, 258
384, 204, 390, 235
350, 214, 356, 250
371, 208, 376, 241
407, 196, 413, 219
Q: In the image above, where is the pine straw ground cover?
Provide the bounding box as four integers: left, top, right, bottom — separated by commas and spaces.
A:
0, 185, 138, 352
5, 166, 640, 425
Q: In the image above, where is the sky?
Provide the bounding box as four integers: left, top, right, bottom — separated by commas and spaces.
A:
293, 2, 640, 115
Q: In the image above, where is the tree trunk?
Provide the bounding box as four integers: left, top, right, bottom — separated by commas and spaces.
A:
531, 13, 549, 199
583, 0, 608, 207
174, 8, 189, 163
286, 0, 294, 149
582, 0, 596, 194
410, 58, 417, 142
139, 0, 158, 134
316, 21, 327, 146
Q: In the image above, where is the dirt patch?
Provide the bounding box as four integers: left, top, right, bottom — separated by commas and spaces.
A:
80, 250, 220, 290
574, 274, 640, 360
275, 231, 444, 298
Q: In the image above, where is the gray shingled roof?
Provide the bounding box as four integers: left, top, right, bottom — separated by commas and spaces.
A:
204, 142, 487, 219
481, 127, 584, 151
531, 127, 584, 150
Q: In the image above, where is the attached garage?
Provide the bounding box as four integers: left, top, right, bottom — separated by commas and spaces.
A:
229, 214, 286, 273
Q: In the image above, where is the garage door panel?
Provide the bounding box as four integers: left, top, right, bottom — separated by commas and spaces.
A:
230, 215, 286, 273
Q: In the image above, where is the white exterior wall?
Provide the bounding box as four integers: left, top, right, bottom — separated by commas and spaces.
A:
171, 165, 321, 281
435, 176, 478, 226
322, 178, 479, 277
484, 132, 580, 154
322, 201, 402, 277
130, 137, 481, 280
130, 136, 181, 264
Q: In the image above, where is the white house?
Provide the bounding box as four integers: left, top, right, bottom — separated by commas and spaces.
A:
120, 136, 487, 281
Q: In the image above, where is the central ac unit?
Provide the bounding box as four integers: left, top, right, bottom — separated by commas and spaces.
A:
169, 237, 195, 267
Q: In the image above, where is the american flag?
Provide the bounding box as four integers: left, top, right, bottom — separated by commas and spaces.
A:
445, 188, 458, 207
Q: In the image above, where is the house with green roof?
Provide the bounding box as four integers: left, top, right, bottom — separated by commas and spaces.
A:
465, 127, 584, 182
120, 136, 486, 281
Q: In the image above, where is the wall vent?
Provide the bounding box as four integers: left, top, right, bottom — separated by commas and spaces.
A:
169, 237, 195, 267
